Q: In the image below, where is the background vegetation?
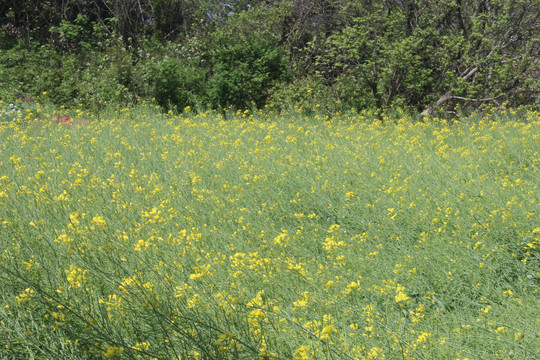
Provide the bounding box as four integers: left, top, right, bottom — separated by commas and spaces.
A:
1, 0, 539, 114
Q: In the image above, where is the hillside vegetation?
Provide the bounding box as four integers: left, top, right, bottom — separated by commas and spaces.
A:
1, 1, 539, 113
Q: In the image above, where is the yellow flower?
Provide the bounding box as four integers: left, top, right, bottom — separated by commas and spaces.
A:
480, 305, 491, 314
395, 291, 409, 303
131, 342, 150, 351
189, 264, 210, 280
293, 345, 313, 360
65, 265, 87, 289
395, 284, 409, 303
91, 215, 107, 227
320, 324, 336, 340
249, 308, 264, 318
102, 345, 124, 358
367, 347, 384, 359
293, 292, 309, 309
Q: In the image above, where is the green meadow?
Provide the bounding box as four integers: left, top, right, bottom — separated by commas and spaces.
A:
0, 103, 539, 359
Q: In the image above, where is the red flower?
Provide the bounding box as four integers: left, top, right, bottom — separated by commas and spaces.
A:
53, 115, 73, 125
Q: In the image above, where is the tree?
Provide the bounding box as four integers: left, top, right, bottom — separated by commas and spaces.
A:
421, 0, 540, 113
310, 0, 540, 113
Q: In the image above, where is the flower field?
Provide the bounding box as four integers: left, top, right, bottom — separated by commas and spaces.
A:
0, 104, 539, 359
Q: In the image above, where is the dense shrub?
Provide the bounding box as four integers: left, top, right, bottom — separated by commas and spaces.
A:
206, 24, 290, 110
268, 75, 339, 114
147, 56, 204, 111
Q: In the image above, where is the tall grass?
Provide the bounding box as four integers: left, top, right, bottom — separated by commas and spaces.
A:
0, 103, 539, 359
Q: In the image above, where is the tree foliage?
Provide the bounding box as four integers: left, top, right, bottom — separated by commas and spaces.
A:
0, 0, 538, 112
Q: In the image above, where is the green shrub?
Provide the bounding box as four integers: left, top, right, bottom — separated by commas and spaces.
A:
148, 57, 189, 111
206, 29, 290, 110
268, 75, 338, 115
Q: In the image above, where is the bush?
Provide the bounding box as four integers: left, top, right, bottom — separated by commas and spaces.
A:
205, 27, 290, 110
268, 74, 381, 115
268, 75, 337, 114
148, 57, 190, 111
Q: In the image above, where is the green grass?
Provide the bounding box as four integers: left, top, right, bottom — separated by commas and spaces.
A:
0, 103, 539, 359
